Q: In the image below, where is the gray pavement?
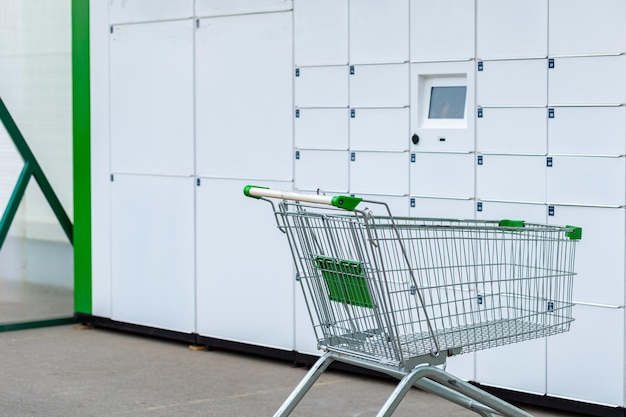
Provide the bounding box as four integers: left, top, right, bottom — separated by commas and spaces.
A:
0, 325, 584, 417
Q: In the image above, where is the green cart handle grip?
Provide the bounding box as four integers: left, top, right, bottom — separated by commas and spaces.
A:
243, 185, 362, 211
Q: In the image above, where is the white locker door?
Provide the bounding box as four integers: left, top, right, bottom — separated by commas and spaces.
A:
476, 0, 547, 59
349, 152, 409, 196
349, 0, 409, 64
195, 0, 292, 16
547, 156, 625, 207
548, 56, 626, 106
476, 155, 545, 203
294, 66, 349, 108
548, 107, 626, 156
349, 64, 409, 108
196, 178, 294, 350
549, 0, 626, 56
476, 59, 547, 107
110, 20, 194, 177
475, 201, 546, 223
476, 108, 547, 155
109, 0, 192, 24
549, 205, 625, 306
111, 175, 195, 333
410, 0, 475, 61
350, 108, 409, 152
196, 13, 292, 180
294, 0, 348, 66
409, 197, 475, 219
357, 195, 409, 217
294, 150, 349, 192
411, 61, 475, 152
547, 305, 624, 406
410, 153, 474, 199
295, 108, 349, 150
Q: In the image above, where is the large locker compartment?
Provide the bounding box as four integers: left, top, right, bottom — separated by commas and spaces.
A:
295, 108, 349, 150
349, 108, 409, 152
476, 155, 545, 203
349, 63, 409, 108
410, 152, 474, 199
476, 59, 547, 107
109, 0, 193, 24
349, 151, 409, 196
295, 150, 349, 192
294, 65, 349, 108
476, 107, 547, 155
294, 0, 348, 66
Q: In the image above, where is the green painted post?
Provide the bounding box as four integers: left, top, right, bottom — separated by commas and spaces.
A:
0, 163, 32, 250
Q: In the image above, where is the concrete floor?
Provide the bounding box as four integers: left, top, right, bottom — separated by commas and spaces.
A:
0, 325, 586, 417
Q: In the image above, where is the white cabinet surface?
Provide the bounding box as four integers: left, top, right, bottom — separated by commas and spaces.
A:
476, 155, 545, 203
295, 66, 349, 108
349, 152, 409, 196
475, 201, 546, 224
477, 59, 547, 107
295, 108, 349, 150
294, 0, 348, 66
357, 194, 410, 217
477, 107, 547, 155
295, 150, 349, 193
109, 0, 192, 24
410, 153, 474, 199
350, 108, 409, 152
349, 64, 409, 108
196, 0, 292, 16
409, 197, 475, 220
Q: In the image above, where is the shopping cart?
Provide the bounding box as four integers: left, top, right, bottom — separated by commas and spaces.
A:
244, 186, 582, 417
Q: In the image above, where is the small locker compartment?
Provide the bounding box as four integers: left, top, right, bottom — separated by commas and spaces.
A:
350, 108, 409, 152
548, 205, 625, 306
349, 0, 409, 64
111, 174, 195, 333
349, 151, 409, 196
109, 0, 192, 24
476, 59, 547, 107
411, 61, 475, 152
349, 64, 409, 108
475, 201, 546, 224
548, 55, 626, 106
546, 156, 625, 207
547, 305, 624, 406
110, 20, 194, 177
295, 108, 349, 150
196, 0, 292, 16
294, 0, 348, 66
409, 197, 475, 219
410, 0, 475, 61
355, 194, 410, 217
294, 65, 349, 108
476, 155, 545, 203
476, 107, 547, 155
294, 150, 349, 193
476, 0, 547, 59
549, 0, 626, 56
548, 106, 626, 156
196, 178, 294, 350
410, 152, 474, 199
196, 13, 293, 181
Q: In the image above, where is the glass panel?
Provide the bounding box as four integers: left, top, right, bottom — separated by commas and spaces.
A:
428, 86, 467, 119
0, 124, 23, 214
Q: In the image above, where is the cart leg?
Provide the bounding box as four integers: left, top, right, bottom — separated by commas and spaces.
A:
415, 379, 496, 417
273, 352, 335, 417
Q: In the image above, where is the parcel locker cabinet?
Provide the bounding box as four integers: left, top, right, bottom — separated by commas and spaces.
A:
410, 0, 475, 61
548, 107, 626, 156
549, 0, 626, 56
110, 20, 194, 176
294, 0, 348, 66
476, 0, 547, 59
476, 155, 545, 203
548, 205, 625, 306
349, 64, 409, 108
195, 13, 293, 181
349, 152, 409, 196
294, 150, 349, 193
295, 108, 349, 150
349, 0, 408, 64
410, 153, 474, 199
111, 175, 195, 333
294, 66, 349, 108
548, 56, 626, 106
350, 108, 409, 152
476, 107, 547, 155
410, 61, 475, 152
476, 59, 547, 107
109, 0, 193, 24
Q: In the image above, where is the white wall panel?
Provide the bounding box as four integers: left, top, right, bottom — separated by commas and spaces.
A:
109, 0, 192, 24
477, 107, 547, 155
548, 205, 625, 306
409, 197, 475, 219
548, 56, 626, 106
294, 0, 348, 66
410, 0, 475, 61
477, 0, 547, 59
349, 152, 409, 195
295, 150, 349, 192
110, 20, 194, 176
476, 155, 545, 203
295, 108, 349, 150
547, 305, 624, 406
111, 175, 195, 333
410, 153, 474, 199
196, 13, 292, 180
295, 66, 349, 108
477, 59, 547, 106
350, 108, 409, 152
547, 156, 625, 207
196, 0, 292, 17
196, 178, 294, 349
548, 107, 626, 156
549, 0, 626, 56
350, 64, 409, 108
349, 0, 408, 64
